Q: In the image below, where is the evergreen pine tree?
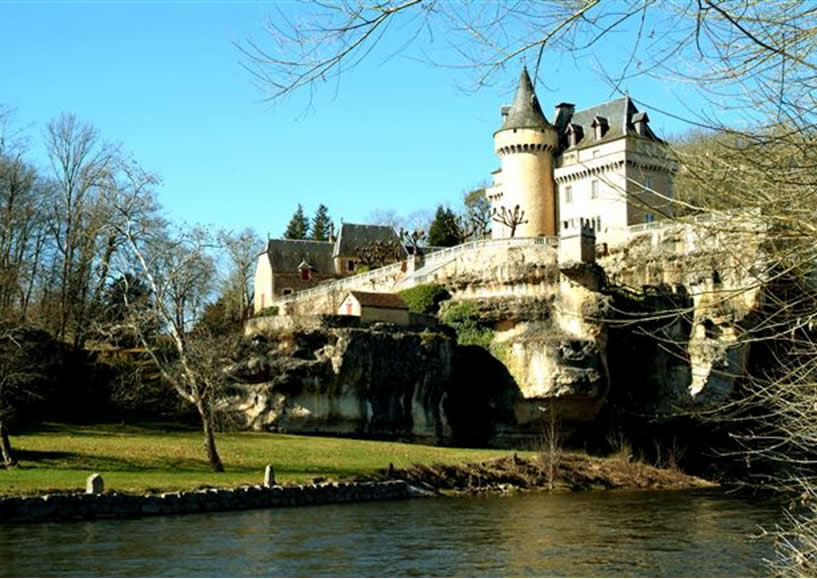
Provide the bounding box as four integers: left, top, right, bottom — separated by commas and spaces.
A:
427, 206, 460, 247
283, 204, 310, 239
311, 204, 331, 241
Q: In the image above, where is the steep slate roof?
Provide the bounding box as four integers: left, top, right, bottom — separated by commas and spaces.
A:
348, 291, 409, 310
561, 96, 660, 150
497, 67, 553, 133
264, 239, 334, 273
333, 223, 406, 258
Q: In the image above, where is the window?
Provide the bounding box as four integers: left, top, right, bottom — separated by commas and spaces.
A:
282, 288, 293, 296
591, 180, 599, 199
644, 175, 653, 191
300, 268, 311, 281
565, 186, 573, 203
644, 213, 656, 223
563, 220, 569, 230
347, 260, 355, 272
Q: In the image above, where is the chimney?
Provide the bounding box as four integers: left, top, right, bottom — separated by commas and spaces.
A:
553, 102, 575, 131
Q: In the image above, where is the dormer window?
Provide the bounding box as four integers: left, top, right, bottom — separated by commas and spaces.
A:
297, 260, 312, 281
566, 123, 583, 147
632, 111, 650, 137
591, 116, 609, 140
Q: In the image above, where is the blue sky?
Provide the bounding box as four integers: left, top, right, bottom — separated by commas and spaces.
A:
1, 2, 706, 239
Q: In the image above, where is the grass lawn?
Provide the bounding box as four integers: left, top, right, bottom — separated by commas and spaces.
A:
0, 423, 527, 496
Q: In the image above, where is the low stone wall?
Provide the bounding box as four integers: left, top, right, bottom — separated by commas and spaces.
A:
0, 480, 413, 524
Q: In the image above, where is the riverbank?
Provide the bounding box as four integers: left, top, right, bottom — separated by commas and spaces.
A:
0, 423, 717, 523
365, 453, 716, 494
0, 423, 518, 496
1, 423, 713, 497
0, 454, 714, 524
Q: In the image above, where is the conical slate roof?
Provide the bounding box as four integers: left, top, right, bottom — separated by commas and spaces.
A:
498, 67, 552, 132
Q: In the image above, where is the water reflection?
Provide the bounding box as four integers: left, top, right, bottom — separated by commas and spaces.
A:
1, 489, 779, 577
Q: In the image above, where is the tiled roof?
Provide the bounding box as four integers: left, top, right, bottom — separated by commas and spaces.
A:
264, 239, 334, 273
560, 96, 660, 150
348, 291, 409, 310
334, 223, 405, 258
497, 67, 552, 133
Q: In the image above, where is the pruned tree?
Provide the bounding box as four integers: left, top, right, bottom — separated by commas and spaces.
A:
355, 239, 403, 270
492, 205, 527, 238
400, 227, 425, 255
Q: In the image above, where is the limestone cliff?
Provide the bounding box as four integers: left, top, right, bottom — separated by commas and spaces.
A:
234, 218, 771, 449
224, 319, 455, 442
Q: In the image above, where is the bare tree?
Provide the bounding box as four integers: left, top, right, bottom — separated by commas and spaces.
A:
219, 228, 262, 321
45, 113, 118, 347
539, 400, 562, 491
0, 326, 43, 468
492, 205, 527, 238
121, 223, 226, 472
459, 187, 492, 241
0, 108, 49, 323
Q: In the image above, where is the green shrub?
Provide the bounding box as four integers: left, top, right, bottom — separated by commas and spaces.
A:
399, 283, 451, 315
440, 301, 494, 347
255, 306, 279, 317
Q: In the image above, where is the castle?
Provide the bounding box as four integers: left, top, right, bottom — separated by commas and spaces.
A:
487, 67, 675, 242
254, 67, 676, 313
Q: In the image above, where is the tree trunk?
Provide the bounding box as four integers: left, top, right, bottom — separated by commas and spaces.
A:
0, 420, 17, 468
196, 400, 224, 472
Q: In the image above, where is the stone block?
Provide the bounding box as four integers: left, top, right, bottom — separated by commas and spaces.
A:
86, 473, 104, 495
264, 464, 276, 487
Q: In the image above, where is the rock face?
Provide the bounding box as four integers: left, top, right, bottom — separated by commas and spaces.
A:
225, 319, 455, 442
598, 219, 768, 417
233, 219, 771, 448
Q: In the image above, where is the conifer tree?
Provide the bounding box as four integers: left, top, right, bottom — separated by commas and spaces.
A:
311, 204, 331, 241
427, 206, 459, 247
283, 204, 309, 239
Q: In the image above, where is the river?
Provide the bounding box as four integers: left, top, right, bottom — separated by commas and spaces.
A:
0, 489, 780, 577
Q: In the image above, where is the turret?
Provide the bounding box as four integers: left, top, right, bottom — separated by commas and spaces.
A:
490, 67, 559, 238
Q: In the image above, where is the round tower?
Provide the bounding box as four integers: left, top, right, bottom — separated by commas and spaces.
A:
491, 67, 559, 238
